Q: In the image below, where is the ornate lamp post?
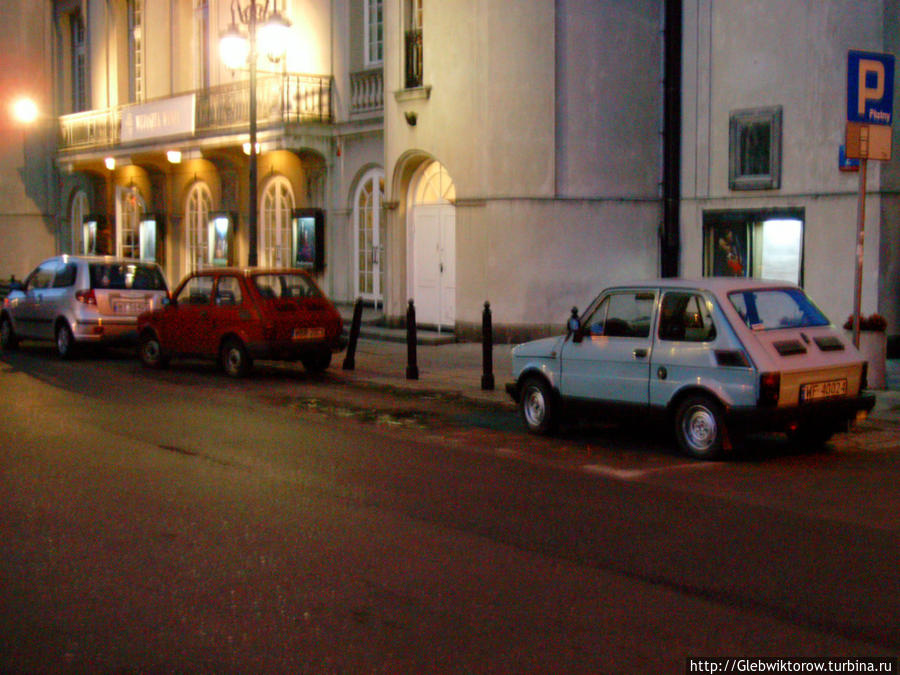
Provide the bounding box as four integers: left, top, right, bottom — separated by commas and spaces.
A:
220, 1, 291, 266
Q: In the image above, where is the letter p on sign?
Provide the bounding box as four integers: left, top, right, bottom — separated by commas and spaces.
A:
858, 59, 885, 117
848, 50, 894, 125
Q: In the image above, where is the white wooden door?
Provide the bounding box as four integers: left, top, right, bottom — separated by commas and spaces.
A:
413, 204, 455, 328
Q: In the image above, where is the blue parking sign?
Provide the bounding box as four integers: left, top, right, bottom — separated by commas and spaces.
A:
848, 50, 894, 125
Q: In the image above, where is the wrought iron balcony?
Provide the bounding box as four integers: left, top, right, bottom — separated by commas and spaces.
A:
58, 73, 333, 152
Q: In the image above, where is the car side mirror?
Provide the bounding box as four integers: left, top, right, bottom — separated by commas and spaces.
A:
568, 307, 583, 343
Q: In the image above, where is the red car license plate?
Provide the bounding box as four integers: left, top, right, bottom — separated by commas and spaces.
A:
293, 326, 325, 341
801, 379, 847, 402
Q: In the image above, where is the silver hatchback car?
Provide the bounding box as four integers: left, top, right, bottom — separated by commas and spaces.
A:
1, 255, 169, 358
507, 278, 876, 459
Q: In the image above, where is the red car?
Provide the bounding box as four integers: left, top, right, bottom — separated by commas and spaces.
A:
137, 268, 344, 377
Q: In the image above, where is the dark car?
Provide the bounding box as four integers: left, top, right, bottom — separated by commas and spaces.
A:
137, 268, 344, 377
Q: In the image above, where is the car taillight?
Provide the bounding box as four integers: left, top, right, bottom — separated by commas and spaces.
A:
75, 289, 97, 305
759, 372, 780, 407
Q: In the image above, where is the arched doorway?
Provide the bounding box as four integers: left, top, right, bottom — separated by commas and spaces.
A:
260, 175, 295, 268
354, 168, 385, 306
408, 160, 455, 329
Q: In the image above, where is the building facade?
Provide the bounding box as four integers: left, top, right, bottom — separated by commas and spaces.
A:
1, 1, 898, 345
680, 0, 900, 335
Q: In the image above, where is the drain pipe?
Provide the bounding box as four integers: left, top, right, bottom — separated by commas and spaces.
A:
661, 0, 682, 277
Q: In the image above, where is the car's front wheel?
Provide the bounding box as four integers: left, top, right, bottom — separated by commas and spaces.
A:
55, 322, 77, 360
674, 394, 727, 460
519, 376, 558, 435
220, 338, 252, 378
0, 315, 18, 351
139, 332, 169, 370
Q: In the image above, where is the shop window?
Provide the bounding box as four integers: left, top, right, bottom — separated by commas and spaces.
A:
703, 211, 803, 285
729, 107, 782, 190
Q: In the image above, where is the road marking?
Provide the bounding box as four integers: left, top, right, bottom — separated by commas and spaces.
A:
581, 461, 717, 481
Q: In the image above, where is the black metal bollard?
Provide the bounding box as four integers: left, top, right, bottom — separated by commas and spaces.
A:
481, 301, 495, 390
342, 298, 364, 370
406, 299, 419, 380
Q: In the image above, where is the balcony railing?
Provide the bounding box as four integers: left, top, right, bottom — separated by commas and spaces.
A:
350, 68, 383, 116
59, 73, 332, 152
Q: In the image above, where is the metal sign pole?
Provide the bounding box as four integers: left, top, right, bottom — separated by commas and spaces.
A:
852, 156, 867, 349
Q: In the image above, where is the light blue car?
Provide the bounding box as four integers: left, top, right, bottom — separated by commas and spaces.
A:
506, 278, 875, 459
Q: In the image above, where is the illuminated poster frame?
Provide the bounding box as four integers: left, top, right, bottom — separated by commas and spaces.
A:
139, 214, 164, 262
291, 208, 325, 274
82, 214, 107, 255
208, 212, 236, 266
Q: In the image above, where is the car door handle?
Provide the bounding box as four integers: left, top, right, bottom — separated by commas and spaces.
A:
633, 348, 648, 359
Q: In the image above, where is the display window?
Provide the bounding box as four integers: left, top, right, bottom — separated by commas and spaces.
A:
703, 210, 803, 285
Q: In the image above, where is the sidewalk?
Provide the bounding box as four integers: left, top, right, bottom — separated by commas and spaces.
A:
331, 312, 900, 424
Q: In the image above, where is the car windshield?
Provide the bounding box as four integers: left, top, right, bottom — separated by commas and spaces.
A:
90, 262, 167, 291
253, 273, 321, 300
728, 288, 829, 330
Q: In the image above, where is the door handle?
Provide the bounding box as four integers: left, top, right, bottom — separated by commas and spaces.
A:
633, 348, 648, 359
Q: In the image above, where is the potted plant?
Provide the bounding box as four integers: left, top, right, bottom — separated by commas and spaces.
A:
843, 313, 887, 389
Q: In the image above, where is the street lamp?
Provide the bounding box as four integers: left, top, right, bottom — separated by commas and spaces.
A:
220, 0, 292, 266
10, 97, 39, 125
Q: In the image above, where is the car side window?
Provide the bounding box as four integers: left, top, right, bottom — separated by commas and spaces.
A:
27, 263, 55, 291
583, 292, 654, 338
177, 276, 214, 306
215, 276, 243, 306
659, 292, 717, 342
52, 262, 78, 288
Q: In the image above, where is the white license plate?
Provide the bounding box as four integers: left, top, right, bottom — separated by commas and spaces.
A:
801, 379, 848, 402
113, 301, 147, 315
293, 326, 325, 341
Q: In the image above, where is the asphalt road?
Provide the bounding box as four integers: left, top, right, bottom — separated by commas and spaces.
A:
1, 347, 898, 673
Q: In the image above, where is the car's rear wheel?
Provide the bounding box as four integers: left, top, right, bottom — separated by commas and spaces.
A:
674, 394, 727, 460
221, 338, 252, 378
0, 315, 18, 351
519, 376, 558, 434
301, 348, 332, 374
55, 322, 77, 360
139, 332, 169, 370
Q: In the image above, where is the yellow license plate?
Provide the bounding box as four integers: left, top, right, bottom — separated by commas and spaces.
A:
292, 326, 325, 340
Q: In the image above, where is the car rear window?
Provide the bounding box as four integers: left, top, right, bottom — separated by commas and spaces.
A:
728, 288, 829, 331
253, 273, 321, 300
90, 262, 167, 291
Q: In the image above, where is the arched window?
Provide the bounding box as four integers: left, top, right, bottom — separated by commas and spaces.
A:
414, 160, 455, 205
259, 176, 295, 268
69, 189, 89, 254
354, 168, 385, 303
185, 182, 213, 272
